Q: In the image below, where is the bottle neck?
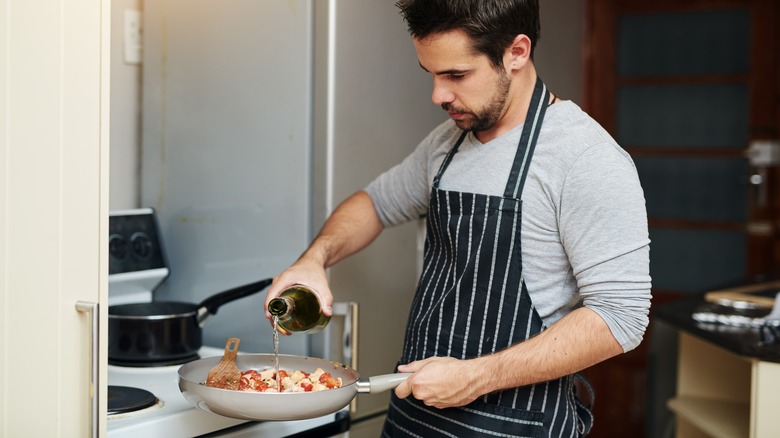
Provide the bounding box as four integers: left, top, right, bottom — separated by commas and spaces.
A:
268, 296, 294, 317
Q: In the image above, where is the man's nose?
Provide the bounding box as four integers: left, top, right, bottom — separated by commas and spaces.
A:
431, 79, 454, 106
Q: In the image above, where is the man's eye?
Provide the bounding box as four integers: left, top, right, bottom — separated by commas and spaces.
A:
449, 74, 465, 81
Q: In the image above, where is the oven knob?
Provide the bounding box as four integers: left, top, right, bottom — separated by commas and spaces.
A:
109, 234, 127, 260
130, 232, 153, 259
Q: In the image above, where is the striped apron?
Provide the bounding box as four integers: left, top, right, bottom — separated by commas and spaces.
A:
382, 78, 594, 437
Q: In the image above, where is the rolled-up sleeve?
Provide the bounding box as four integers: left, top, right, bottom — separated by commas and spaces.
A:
560, 143, 652, 352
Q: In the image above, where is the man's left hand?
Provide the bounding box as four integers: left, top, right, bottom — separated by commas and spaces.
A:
394, 356, 486, 409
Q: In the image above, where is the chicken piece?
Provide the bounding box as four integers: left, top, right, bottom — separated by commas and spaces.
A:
309, 368, 325, 382
265, 377, 279, 390
281, 376, 296, 392
258, 368, 275, 381
311, 382, 328, 392
290, 370, 308, 383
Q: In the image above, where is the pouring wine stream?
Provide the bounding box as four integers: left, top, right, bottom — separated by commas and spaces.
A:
273, 315, 281, 391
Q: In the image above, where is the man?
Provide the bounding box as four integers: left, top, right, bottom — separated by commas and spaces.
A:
266, 0, 651, 435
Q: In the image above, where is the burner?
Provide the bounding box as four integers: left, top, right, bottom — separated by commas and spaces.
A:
108, 353, 200, 368
108, 386, 158, 415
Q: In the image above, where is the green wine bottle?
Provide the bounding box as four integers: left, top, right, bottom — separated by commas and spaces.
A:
268, 285, 330, 334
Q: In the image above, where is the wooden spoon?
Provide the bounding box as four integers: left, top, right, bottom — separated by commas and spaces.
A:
205, 337, 242, 390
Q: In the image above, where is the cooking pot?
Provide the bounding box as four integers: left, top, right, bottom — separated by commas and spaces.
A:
178, 353, 410, 421
108, 278, 273, 365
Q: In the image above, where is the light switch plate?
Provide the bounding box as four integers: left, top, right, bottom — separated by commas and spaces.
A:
124, 9, 142, 65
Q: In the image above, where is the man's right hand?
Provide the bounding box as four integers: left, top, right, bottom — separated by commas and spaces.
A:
264, 257, 333, 330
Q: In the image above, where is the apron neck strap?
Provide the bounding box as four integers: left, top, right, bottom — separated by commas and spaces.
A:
432, 130, 468, 188
504, 76, 549, 198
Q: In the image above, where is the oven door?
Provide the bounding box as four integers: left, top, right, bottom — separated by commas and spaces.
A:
206, 410, 350, 437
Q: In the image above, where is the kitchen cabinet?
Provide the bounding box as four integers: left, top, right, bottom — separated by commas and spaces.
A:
669, 332, 780, 438
0, 0, 110, 436
657, 298, 780, 438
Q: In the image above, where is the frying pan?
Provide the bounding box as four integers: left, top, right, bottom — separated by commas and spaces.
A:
109, 278, 273, 365
178, 353, 410, 421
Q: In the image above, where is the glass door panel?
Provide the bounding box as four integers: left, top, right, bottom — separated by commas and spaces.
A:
618, 9, 749, 76
616, 7, 752, 293
635, 156, 748, 222
618, 84, 749, 148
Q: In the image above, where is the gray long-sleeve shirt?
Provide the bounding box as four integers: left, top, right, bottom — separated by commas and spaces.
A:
365, 101, 651, 352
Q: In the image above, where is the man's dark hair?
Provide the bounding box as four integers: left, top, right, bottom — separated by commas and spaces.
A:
396, 0, 541, 70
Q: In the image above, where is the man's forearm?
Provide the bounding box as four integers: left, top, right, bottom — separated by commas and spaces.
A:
478, 307, 623, 391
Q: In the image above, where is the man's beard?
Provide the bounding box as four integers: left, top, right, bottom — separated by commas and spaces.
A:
442, 71, 511, 132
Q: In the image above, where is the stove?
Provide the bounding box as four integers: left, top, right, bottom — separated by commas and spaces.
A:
107, 346, 241, 436
107, 209, 350, 437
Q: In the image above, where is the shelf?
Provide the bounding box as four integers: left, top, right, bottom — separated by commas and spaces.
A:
667, 396, 749, 438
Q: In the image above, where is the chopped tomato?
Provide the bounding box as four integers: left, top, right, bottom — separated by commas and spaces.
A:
300, 382, 313, 392
242, 370, 262, 380
319, 372, 340, 389
252, 380, 269, 392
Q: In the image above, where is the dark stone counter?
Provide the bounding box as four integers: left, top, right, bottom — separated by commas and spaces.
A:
655, 296, 780, 363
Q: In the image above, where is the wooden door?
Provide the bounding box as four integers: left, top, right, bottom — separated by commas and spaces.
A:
583, 0, 779, 436
0, 0, 110, 436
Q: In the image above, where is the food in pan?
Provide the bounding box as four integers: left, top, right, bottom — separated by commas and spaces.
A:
238, 367, 342, 392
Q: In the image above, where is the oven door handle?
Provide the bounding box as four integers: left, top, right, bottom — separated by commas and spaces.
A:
76, 301, 99, 438
331, 301, 358, 414
331, 301, 358, 371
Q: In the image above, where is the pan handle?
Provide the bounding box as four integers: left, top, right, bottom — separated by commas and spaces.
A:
196, 278, 273, 326
357, 373, 412, 394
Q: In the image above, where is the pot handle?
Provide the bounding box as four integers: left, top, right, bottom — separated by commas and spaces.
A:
196, 278, 273, 326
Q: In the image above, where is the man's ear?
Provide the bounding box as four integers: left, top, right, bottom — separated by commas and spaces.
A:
507, 34, 532, 71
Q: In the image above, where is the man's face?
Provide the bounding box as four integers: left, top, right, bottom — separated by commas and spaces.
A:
414, 30, 511, 132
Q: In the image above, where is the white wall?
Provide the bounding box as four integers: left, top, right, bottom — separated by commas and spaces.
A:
107, 2, 586, 210
109, 0, 142, 210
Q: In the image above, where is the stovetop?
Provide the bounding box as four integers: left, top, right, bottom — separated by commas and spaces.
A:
107, 346, 240, 436
107, 346, 346, 437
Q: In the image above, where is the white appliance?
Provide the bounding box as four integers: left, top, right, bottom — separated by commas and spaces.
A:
140, 0, 444, 433
107, 209, 350, 437
108, 208, 168, 306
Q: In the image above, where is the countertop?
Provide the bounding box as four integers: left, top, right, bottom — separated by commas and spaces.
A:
655, 296, 780, 363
